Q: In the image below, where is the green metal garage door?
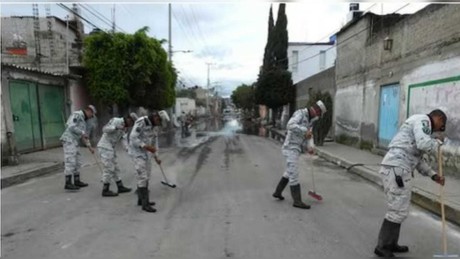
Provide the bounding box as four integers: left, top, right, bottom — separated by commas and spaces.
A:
9, 80, 41, 152
38, 84, 66, 148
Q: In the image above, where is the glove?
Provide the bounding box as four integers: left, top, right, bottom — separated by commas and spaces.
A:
305, 129, 313, 140
88, 146, 95, 154
154, 155, 162, 165
431, 174, 445, 186
143, 145, 157, 154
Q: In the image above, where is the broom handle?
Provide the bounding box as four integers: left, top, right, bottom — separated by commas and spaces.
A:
311, 161, 316, 191
93, 152, 104, 177
438, 145, 447, 255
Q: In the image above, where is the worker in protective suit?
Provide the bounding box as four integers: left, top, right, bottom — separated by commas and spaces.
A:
272, 100, 327, 209
97, 113, 138, 197
129, 110, 170, 213
60, 105, 96, 190
374, 109, 447, 257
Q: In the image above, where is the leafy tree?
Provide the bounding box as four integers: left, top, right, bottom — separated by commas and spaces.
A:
307, 90, 333, 146
231, 84, 255, 110
83, 32, 131, 104
83, 27, 177, 110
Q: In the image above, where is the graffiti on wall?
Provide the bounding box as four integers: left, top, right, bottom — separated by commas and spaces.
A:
5, 33, 28, 55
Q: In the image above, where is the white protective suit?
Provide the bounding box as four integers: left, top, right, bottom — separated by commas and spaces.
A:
281, 108, 313, 186
128, 116, 160, 188
380, 114, 441, 223
60, 110, 89, 176
97, 117, 129, 184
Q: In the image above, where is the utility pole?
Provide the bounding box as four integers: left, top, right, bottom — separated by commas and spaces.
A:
206, 63, 212, 116
66, 15, 69, 74
112, 4, 116, 33
167, 3, 174, 146
168, 3, 172, 61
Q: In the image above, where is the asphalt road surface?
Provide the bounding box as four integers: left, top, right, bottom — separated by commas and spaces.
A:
2, 134, 459, 259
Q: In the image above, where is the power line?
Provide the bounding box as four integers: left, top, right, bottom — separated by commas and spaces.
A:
77, 4, 113, 31
188, 5, 213, 58
171, 8, 199, 52
284, 3, 412, 68
81, 4, 126, 33
284, 3, 380, 63
56, 3, 104, 32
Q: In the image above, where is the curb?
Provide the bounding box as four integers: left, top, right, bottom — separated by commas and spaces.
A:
316, 148, 460, 227
1, 162, 64, 189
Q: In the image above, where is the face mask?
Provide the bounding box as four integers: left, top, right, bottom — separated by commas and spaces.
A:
310, 116, 319, 124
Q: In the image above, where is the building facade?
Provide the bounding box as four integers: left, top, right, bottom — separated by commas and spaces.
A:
288, 41, 336, 85
334, 4, 460, 169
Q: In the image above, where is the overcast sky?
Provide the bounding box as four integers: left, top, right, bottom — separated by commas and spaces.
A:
1, 2, 429, 97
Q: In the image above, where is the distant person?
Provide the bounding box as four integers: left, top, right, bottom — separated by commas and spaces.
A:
60, 105, 96, 191
374, 109, 447, 257
272, 101, 327, 209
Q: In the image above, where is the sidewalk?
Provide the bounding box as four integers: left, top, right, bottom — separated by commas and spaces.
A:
1, 139, 187, 189
268, 128, 460, 226
1, 147, 96, 189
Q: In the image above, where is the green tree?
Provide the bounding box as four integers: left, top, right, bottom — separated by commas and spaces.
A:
83, 32, 131, 104
272, 3, 288, 70
262, 5, 275, 72
83, 27, 177, 110
231, 84, 255, 110
255, 3, 293, 123
307, 90, 333, 146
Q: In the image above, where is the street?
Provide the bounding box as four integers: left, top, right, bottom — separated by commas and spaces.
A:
2, 132, 459, 259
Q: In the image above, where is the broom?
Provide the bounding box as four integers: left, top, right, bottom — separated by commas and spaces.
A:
306, 134, 322, 201
433, 144, 458, 258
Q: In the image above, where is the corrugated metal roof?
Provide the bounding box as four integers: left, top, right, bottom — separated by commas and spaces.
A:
1, 62, 82, 79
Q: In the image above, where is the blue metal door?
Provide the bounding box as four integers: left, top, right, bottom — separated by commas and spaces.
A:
378, 84, 400, 148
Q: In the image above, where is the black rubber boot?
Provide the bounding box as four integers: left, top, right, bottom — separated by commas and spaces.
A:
290, 184, 311, 209
139, 187, 156, 213
116, 180, 131, 194
137, 188, 155, 206
74, 174, 88, 188
102, 183, 118, 197
390, 221, 409, 253
64, 175, 79, 190
374, 219, 396, 257
273, 177, 289, 200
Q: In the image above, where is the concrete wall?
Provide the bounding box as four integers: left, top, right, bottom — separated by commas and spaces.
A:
175, 97, 196, 115
295, 66, 336, 109
288, 43, 336, 84
1, 16, 80, 73
68, 78, 90, 113
335, 4, 460, 150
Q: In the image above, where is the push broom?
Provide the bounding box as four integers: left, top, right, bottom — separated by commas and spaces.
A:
433, 144, 458, 258
306, 135, 322, 201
